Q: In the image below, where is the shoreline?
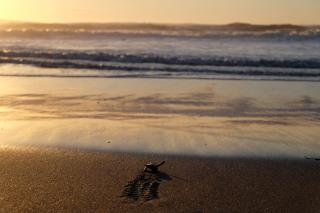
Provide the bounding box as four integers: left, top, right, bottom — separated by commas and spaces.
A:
0, 72, 320, 82
2, 145, 318, 161
1, 147, 319, 212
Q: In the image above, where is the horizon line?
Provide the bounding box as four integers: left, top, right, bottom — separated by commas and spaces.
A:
0, 19, 319, 27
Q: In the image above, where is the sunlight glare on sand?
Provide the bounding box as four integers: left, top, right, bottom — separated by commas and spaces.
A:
0, 76, 319, 158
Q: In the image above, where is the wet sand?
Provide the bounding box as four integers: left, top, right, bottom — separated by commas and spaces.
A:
0, 148, 319, 212
0, 77, 320, 158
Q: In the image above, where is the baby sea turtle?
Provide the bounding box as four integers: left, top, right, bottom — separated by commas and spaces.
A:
144, 161, 166, 173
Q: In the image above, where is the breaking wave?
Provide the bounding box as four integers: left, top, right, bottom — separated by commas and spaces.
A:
1, 50, 320, 69
0, 49, 319, 81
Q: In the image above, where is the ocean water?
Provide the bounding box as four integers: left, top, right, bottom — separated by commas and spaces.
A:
0, 23, 320, 80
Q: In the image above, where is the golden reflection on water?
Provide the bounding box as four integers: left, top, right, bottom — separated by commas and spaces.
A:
0, 77, 319, 158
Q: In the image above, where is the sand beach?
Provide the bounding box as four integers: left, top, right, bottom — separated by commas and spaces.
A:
0, 148, 320, 212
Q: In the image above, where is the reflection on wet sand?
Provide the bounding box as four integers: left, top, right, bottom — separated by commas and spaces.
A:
0, 77, 319, 158
0, 92, 319, 120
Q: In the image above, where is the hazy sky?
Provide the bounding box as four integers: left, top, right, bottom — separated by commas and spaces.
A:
0, 0, 319, 24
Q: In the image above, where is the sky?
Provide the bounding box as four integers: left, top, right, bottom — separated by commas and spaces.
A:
0, 0, 319, 25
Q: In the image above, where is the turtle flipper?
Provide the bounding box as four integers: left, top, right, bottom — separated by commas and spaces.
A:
156, 161, 166, 168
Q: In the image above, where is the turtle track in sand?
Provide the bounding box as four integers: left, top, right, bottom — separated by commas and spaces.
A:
121, 171, 171, 201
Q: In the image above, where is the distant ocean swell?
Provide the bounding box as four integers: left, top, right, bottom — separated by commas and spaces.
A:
0, 23, 320, 40
0, 30, 320, 41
